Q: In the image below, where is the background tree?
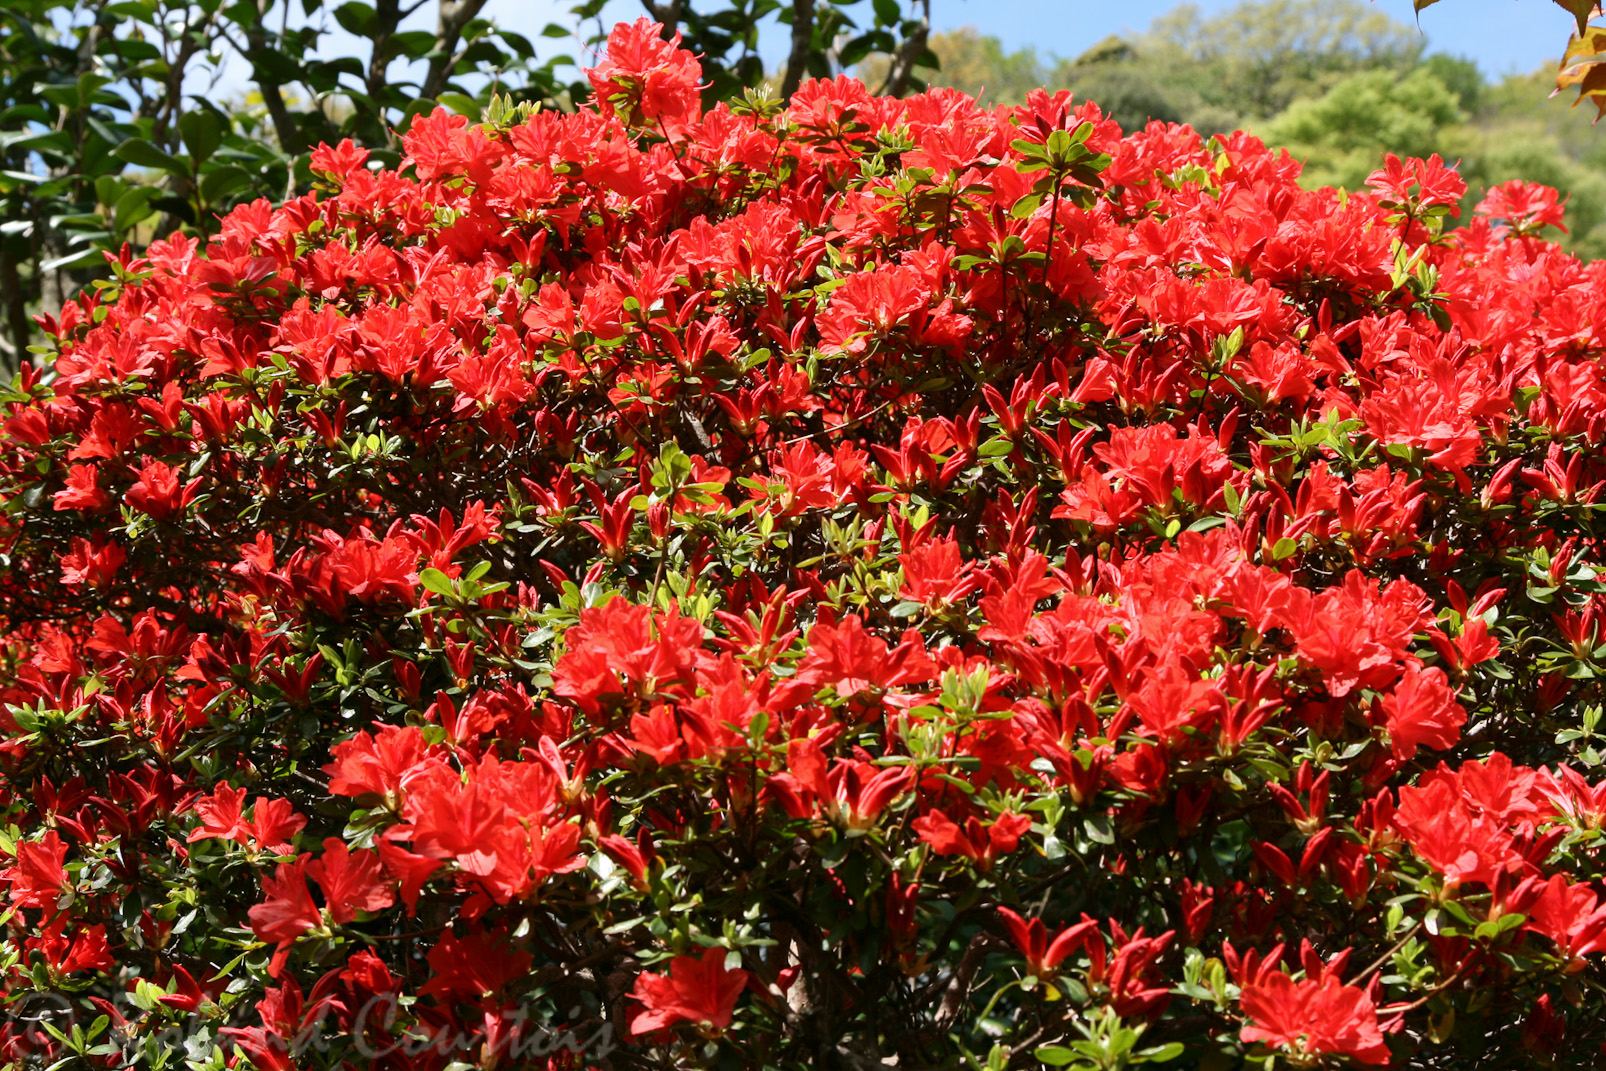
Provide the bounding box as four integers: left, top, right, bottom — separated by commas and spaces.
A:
1052, 38, 1197, 135
877, 0, 1427, 139
1261, 68, 1464, 189
857, 25, 1045, 107
1135, 0, 1421, 122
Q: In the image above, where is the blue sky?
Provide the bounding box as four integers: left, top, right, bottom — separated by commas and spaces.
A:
937, 0, 1566, 77
488, 0, 1573, 79
206, 0, 1574, 100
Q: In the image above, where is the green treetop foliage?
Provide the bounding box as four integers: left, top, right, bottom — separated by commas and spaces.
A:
1261, 68, 1465, 188
1421, 52, 1485, 114
866, 0, 1422, 131
1254, 62, 1606, 257
1051, 37, 1206, 136
1138, 0, 1422, 120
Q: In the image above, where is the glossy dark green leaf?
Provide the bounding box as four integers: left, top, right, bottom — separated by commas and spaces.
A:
837, 32, 882, 69
500, 28, 538, 56
199, 164, 253, 202
332, 1, 378, 38
436, 92, 481, 119
110, 184, 158, 235
179, 109, 224, 164
391, 30, 436, 59
114, 138, 191, 177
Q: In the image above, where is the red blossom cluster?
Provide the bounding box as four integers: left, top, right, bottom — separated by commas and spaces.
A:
5, 16, 1606, 1069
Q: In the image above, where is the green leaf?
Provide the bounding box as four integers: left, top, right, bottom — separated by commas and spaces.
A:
1010, 191, 1046, 219
1034, 1046, 1077, 1067
0, 129, 71, 155
199, 165, 253, 203
392, 30, 437, 59
0, 170, 49, 191
94, 174, 128, 208
179, 110, 223, 165
397, 98, 440, 131
499, 30, 536, 57
436, 92, 482, 119
113, 138, 190, 177
39, 248, 109, 273
1084, 813, 1115, 845
333, 1, 378, 37
838, 32, 889, 69
39, 84, 83, 110
418, 568, 456, 597
110, 185, 157, 235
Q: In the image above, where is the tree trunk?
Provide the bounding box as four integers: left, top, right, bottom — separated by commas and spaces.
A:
242, 0, 305, 154
781, 0, 816, 101
0, 245, 29, 378
877, 0, 931, 98
640, 1, 686, 36
422, 0, 492, 102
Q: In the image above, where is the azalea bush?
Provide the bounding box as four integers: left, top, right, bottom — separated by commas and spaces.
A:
0, 0, 938, 374
5, 16, 1606, 1070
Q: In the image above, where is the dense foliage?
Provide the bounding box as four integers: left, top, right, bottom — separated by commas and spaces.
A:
8, 16, 1606, 1071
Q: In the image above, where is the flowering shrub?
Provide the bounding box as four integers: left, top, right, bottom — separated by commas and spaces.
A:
6, 16, 1606, 1069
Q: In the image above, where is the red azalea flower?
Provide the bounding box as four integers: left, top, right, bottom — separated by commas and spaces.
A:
1241, 971, 1390, 1065
628, 946, 750, 1036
